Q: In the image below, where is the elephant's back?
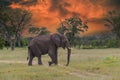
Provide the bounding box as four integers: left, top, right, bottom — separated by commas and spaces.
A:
29, 34, 51, 46
28, 34, 51, 55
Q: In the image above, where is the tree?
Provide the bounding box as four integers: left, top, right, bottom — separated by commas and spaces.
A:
0, 0, 11, 7
0, 36, 5, 49
29, 27, 40, 34
28, 26, 50, 36
57, 19, 69, 34
13, 9, 32, 47
0, 7, 32, 50
39, 27, 50, 35
104, 10, 120, 39
57, 16, 88, 46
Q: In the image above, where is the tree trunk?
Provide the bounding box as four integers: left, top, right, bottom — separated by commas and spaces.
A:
17, 39, 21, 47
6, 41, 9, 50
10, 39, 15, 51
16, 32, 22, 47
78, 37, 81, 49
71, 33, 75, 47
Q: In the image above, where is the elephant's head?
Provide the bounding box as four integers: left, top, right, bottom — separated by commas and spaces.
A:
51, 33, 71, 66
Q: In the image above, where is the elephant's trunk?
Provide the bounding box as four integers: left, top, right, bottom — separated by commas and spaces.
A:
66, 47, 71, 66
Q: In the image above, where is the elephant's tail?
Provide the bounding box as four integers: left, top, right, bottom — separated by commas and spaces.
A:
27, 47, 30, 60
27, 57, 29, 60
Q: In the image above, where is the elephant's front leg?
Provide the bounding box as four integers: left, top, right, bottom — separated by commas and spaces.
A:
38, 55, 43, 65
48, 53, 54, 66
49, 54, 58, 65
48, 49, 58, 66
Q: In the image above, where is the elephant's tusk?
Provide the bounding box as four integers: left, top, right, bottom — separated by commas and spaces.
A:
68, 47, 71, 50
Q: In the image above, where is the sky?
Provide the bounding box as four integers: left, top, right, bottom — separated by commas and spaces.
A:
10, 0, 120, 35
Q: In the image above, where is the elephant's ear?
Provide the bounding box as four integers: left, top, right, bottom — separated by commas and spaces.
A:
51, 33, 62, 47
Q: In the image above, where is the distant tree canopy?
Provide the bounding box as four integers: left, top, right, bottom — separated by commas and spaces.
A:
28, 26, 50, 35
0, 0, 11, 7
57, 16, 88, 46
0, 7, 32, 50
104, 10, 120, 39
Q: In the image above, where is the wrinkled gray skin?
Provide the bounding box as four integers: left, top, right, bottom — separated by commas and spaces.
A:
27, 33, 71, 66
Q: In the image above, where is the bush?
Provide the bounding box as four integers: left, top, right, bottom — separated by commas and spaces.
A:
80, 45, 94, 49
0, 37, 5, 49
103, 56, 119, 64
106, 39, 120, 48
91, 40, 100, 48
21, 38, 29, 47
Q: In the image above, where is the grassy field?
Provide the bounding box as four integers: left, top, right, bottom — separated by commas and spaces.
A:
0, 48, 120, 80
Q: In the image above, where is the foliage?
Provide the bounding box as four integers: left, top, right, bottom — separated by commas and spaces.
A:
28, 27, 40, 34
104, 10, 120, 39
71, 32, 120, 49
106, 39, 120, 48
28, 26, 50, 35
57, 16, 88, 46
21, 38, 29, 47
103, 56, 119, 64
0, 37, 5, 49
0, 0, 11, 7
15, 38, 29, 47
0, 7, 32, 50
57, 26, 68, 34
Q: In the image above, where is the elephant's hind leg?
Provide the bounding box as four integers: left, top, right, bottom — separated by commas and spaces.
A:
38, 55, 43, 65
28, 56, 34, 66
28, 49, 34, 66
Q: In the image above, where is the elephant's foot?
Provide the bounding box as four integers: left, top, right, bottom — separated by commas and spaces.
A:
54, 63, 58, 65
48, 61, 58, 66
38, 62, 43, 65
28, 63, 32, 66
48, 61, 52, 66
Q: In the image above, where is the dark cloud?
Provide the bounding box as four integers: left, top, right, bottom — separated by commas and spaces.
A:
107, 0, 120, 6
11, 0, 38, 6
19, 0, 38, 6
87, 18, 104, 23
71, 12, 80, 17
49, 0, 120, 18
89, 0, 120, 6
0, 0, 38, 6
91, 0, 120, 9
49, 0, 71, 17
71, 12, 88, 19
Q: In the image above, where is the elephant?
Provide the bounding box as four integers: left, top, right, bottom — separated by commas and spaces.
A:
27, 33, 71, 66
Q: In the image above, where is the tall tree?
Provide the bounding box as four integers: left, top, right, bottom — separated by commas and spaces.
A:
0, 0, 11, 7
0, 7, 32, 50
104, 10, 120, 39
57, 18, 69, 34
57, 16, 88, 46
13, 9, 32, 47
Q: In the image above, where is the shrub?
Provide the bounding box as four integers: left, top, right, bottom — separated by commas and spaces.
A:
106, 39, 120, 48
21, 38, 29, 47
0, 37, 5, 49
103, 56, 119, 64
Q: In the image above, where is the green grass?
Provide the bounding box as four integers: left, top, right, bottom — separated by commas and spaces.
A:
0, 48, 120, 80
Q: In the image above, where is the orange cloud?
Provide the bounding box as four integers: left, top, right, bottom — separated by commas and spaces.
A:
10, 0, 109, 35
